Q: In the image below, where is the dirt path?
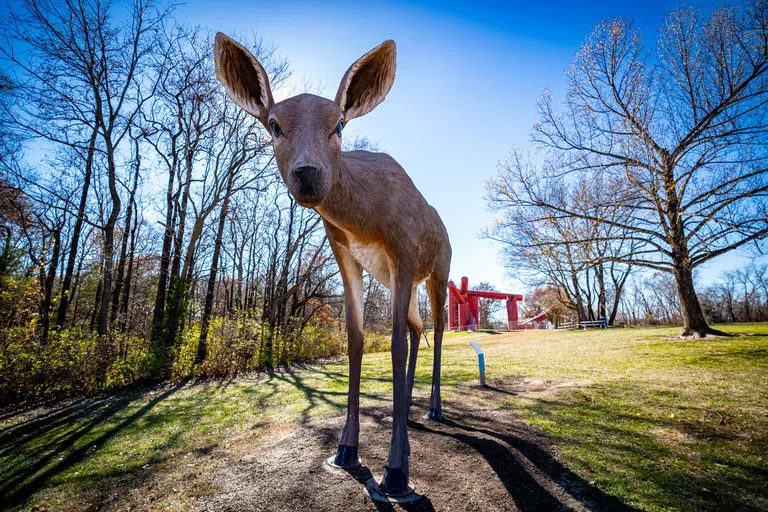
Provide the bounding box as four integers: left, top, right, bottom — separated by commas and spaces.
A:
195, 398, 638, 512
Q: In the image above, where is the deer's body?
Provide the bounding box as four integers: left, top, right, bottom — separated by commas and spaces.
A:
214, 35, 450, 496
318, 150, 449, 290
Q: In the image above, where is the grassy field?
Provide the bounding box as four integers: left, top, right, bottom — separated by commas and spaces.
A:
1, 324, 766, 511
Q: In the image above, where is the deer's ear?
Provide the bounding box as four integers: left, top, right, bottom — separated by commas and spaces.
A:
214, 32, 274, 124
335, 40, 396, 122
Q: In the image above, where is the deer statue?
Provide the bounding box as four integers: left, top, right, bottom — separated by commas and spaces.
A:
214, 33, 451, 496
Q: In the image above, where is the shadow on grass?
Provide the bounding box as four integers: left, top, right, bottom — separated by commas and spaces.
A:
0, 397, 86, 424
484, 384, 519, 396
0, 381, 188, 508
687, 346, 768, 368
266, 367, 389, 425
517, 388, 768, 512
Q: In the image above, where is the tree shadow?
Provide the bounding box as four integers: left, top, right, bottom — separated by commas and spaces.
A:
522, 391, 768, 511
0, 381, 187, 508
483, 385, 519, 396
687, 346, 768, 367
0, 397, 87, 424
0, 397, 121, 455
256, 362, 630, 510
266, 367, 388, 426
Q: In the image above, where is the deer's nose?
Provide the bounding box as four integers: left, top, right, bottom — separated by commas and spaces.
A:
294, 166, 319, 195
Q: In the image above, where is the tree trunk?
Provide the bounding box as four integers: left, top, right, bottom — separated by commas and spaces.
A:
70, 253, 85, 328
40, 228, 61, 344
608, 263, 630, 326
119, 214, 138, 332
170, 153, 194, 284
674, 263, 715, 337
663, 162, 722, 338
151, 162, 177, 340
98, 143, 121, 337
726, 291, 736, 323
569, 272, 586, 322
595, 262, 607, 321
90, 276, 102, 331
197, 175, 234, 364
0, 227, 12, 276
161, 153, 194, 353
56, 129, 97, 327
111, 141, 140, 327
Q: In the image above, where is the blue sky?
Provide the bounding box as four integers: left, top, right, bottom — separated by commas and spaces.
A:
178, 0, 756, 294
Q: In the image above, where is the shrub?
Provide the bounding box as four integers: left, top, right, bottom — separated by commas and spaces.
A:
0, 327, 158, 406
171, 316, 350, 378
291, 323, 346, 362
0, 275, 39, 327
104, 334, 155, 389
202, 316, 261, 377
0, 315, 383, 406
364, 331, 391, 354
171, 323, 201, 380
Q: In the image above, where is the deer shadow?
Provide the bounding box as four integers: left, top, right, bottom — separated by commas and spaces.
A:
404, 404, 640, 512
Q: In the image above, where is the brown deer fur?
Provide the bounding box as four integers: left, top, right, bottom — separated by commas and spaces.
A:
214, 33, 451, 495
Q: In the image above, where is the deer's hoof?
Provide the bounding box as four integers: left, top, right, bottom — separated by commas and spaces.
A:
332, 444, 361, 468
427, 408, 443, 421
377, 466, 413, 497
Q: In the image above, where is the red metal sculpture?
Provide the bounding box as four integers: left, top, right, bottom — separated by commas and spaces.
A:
519, 312, 548, 329
447, 277, 524, 331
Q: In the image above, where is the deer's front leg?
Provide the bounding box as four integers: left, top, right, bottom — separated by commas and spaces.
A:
379, 263, 416, 495
332, 245, 365, 467
406, 286, 423, 409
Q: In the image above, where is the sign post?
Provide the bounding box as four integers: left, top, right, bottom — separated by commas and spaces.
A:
470, 341, 486, 387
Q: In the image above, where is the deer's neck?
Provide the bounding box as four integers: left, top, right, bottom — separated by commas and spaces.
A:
314, 157, 368, 234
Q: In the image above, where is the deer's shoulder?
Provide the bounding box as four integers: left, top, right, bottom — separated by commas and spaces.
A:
341, 150, 401, 172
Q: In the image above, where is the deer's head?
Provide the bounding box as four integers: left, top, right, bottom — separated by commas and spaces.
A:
214, 33, 396, 208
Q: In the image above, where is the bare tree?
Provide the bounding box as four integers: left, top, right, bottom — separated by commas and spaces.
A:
194, 103, 271, 363
703, 263, 768, 322
1, 1, 101, 329
473, 282, 502, 328
499, 2, 768, 336
487, 157, 635, 325
1, 0, 167, 335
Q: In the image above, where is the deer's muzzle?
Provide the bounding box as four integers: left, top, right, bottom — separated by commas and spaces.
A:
294, 166, 319, 195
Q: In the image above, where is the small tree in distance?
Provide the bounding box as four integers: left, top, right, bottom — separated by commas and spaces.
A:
522, 285, 568, 325
474, 281, 502, 328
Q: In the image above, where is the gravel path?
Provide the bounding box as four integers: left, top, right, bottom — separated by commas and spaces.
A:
196, 399, 637, 511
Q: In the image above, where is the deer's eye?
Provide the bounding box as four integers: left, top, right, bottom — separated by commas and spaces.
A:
270, 121, 282, 137
334, 121, 343, 138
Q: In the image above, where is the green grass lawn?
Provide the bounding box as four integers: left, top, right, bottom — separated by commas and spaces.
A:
1, 324, 766, 511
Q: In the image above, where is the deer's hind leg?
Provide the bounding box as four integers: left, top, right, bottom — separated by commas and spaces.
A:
426, 272, 448, 421
406, 285, 423, 410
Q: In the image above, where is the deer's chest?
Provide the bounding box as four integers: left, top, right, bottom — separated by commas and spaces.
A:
347, 239, 392, 290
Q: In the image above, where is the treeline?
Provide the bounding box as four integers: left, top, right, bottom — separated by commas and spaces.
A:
0, 0, 363, 405
616, 264, 768, 326
521, 262, 768, 328
700, 264, 768, 324
487, 0, 768, 336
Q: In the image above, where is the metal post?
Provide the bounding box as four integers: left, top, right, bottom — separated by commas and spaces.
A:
506, 299, 519, 330
470, 341, 486, 387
